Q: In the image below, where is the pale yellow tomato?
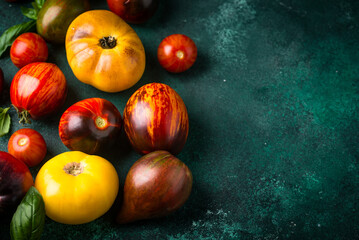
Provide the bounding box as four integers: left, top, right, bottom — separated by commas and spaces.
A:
34, 151, 119, 224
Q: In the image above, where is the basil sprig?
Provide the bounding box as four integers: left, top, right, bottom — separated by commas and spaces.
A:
0, 0, 46, 57
10, 187, 46, 240
0, 107, 11, 137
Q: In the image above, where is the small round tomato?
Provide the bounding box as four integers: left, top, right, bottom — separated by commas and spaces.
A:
8, 128, 47, 167
107, 0, 159, 24
35, 151, 119, 224
157, 34, 197, 73
10, 62, 67, 124
10, 33, 48, 69
59, 98, 122, 154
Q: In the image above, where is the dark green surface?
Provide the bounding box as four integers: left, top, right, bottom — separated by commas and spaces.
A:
1, 0, 359, 239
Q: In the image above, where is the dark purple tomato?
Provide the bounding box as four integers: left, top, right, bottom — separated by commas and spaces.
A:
107, 0, 159, 24
0, 68, 3, 95
117, 151, 193, 224
0, 151, 33, 222
59, 98, 122, 154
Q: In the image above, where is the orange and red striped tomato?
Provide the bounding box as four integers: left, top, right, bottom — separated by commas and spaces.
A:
157, 34, 197, 73
123, 83, 189, 155
10, 62, 67, 124
10, 33, 48, 68
59, 98, 122, 154
8, 128, 47, 167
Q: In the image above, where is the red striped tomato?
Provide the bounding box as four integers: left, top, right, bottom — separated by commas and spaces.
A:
8, 128, 47, 167
10, 33, 48, 69
123, 83, 189, 155
157, 34, 197, 73
10, 62, 67, 124
59, 98, 122, 154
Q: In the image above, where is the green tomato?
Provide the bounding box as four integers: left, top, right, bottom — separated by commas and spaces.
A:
36, 0, 90, 44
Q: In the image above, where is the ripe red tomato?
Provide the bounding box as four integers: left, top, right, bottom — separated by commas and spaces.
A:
59, 98, 122, 154
10, 62, 67, 124
123, 83, 189, 155
8, 128, 47, 167
0, 68, 3, 95
10, 33, 48, 69
107, 0, 159, 24
157, 34, 197, 73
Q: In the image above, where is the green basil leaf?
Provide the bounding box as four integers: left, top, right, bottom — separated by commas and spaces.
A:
35, 0, 46, 10
0, 107, 11, 137
21, 6, 38, 20
10, 187, 45, 240
0, 20, 36, 58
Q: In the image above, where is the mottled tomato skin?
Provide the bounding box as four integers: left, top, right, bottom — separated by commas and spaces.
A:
158, 34, 197, 73
117, 150, 193, 224
10, 62, 67, 124
37, 0, 90, 44
8, 128, 47, 167
0, 68, 3, 95
10, 33, 48, 68
59, 98, 122, 154
0, 151, 34, 222
123, 83, 189, 155
107, 0, 159, 24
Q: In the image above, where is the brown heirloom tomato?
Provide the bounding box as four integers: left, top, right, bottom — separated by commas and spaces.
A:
66, 10, 146, 93
123, 83, 189, 155
117, 150, 193, 224
10, 62, 67, 124
59, 98, 122, 154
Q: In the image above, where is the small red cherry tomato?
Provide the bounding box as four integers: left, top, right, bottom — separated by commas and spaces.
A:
10, 62, 67, 124
157, 34, 197, 73
10, 33, 48, 69
8, 128, 47, 167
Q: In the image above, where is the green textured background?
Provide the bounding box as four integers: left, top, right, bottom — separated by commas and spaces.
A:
1, 0, 359, 239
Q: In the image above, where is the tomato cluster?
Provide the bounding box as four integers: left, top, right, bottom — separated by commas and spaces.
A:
1, 0, 197, 230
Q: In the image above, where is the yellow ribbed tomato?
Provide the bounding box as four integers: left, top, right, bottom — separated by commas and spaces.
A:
65, 10, 145, 93
34, 151, 119, 224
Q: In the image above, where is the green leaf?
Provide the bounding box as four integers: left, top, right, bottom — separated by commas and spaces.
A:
10, 187, 46, 240
35, 0, 46, 10
0, 20, 36, 58
21, 6, 38, 20
0, 107, 11, 137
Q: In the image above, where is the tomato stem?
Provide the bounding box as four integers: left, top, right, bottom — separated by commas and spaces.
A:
63, 162, 84, 176
13, 105, 31, 125
99, 36, 117, 49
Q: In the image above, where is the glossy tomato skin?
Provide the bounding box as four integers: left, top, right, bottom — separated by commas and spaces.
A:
35, 151, 119, 224
158, 34, 197, 73
0, 151, 34, 222
10, 62, 67, 124
10, 33, 48, 68
66, 10, 145, 93
107, 0, 159, 24
117, 151, 193, 224
8, 128, 47, 167
124, 83, 189, 155
37, 0, 90, 44
59, 98, 122, 154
